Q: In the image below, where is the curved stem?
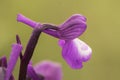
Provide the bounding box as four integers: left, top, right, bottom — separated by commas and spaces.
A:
19, 27, 42, 80
17, 14, 59, 80
42, 24, 60, 38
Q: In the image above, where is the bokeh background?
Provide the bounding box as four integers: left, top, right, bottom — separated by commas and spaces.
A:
0, 0, 120, 80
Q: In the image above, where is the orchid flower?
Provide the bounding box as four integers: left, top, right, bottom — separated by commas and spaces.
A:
17, 13, 92, 69
44, 15, 92, 69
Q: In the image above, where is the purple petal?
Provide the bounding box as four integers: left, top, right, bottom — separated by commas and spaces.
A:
27, 64, 43, 80
43, 14, 87, 40
59, 38, 92, 69
34, 61, 62, 80
58, 14, 87, 40
5, 44, 22, 80
60, 14, 86, 27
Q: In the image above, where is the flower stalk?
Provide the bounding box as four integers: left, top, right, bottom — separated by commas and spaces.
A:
19, 27, 42, 80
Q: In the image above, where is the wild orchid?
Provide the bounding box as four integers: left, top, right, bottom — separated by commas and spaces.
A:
17, 14, 92, 69
0, 13, 92, 80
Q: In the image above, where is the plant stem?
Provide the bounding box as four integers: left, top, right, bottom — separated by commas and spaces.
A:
17, 14, 59, 80
19, 27, 42, 80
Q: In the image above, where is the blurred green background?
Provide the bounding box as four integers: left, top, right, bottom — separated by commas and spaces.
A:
0, 0, 120, 80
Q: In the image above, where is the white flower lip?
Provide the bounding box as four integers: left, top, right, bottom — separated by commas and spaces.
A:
73, 38, 92, 62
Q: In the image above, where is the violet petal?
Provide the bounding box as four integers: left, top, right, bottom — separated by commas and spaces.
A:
58, 14, 87, 40
27, 64, 42, 80
34, 61, 62, 80
59, 38, 92, 69
5, 44, 22, 80
43, 14, 87, 40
